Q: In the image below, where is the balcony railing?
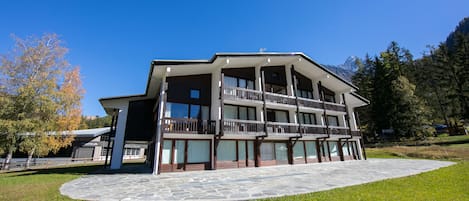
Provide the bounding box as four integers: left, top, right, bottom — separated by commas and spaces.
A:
329, 126, 350, 135
223, 119, 264, 135
266, 122, 299, 134
223, 87, 262, 101
223, 87, 346, 112
300, 124, 328, 135
163, 118, 216, 134
351, 131, 361, 136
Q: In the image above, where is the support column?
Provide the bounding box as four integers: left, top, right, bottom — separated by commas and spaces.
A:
312, 81, 320, 100
211, 68, 221, 134
110, 104, 129, 169
152, 67, 169, 174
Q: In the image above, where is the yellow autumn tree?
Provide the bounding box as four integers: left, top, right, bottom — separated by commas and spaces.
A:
0, 33, 84, 169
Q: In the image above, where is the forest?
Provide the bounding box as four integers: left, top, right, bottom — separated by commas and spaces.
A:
352, 17, 469, 141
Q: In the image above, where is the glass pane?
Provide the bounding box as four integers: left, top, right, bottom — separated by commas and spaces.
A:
276, 111, 288, 123
293, 141, 305, 159
167, 102, 188, 118
328, 116, 339, 126
248, 107, 256, 120
307, 91, 313, 99
247, 80, 254, 89
174, 140, 185, 164
187, 140, 210, 163
305, 141, 317, 158
201, 106, 209, 120
224, 105, 238, 119
190, 104, 201, 119
190, 89, 200, 99
239, 78, 247, 88
311, 114, 317, 124
238, 141, 246, 160
247, 141, 254, 160
239, 107, 248, 120
342, 142, 350, 156
275, 143, 288, 161
304, 114, 311, 124
299, 113, 305, 124
322, 142, 329, 156
217, 140, 236, 161
224, 76, 238, 88
330, 141, 338, 156
260, 142, 274, 161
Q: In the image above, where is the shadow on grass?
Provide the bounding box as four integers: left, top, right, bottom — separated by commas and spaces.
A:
1, 162, 152, 177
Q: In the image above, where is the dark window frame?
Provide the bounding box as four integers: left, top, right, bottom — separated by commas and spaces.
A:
224, 75, 255, 90
224, 104, 257, 121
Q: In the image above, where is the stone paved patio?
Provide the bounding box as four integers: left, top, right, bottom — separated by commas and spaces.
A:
60, 159, 454, 201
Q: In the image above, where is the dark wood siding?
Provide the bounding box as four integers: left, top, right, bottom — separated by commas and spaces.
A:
125, 99, 156, 141
166, 74, 212, 105
222, 67, 255, 81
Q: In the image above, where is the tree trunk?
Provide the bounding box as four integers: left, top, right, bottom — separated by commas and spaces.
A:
2, 151, 13, 170
25, 148, 35, 169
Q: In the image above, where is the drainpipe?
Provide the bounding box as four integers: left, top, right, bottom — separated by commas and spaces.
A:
317, 81, 331, 161
337, 93, 353, 161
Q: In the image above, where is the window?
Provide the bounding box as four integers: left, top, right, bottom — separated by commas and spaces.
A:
296, 89, 313, 99
305, 141, 317, 159
190, 89, 200, 99
162, 140, 172, 164
174, 140, 185, 164
260, 142, 274, 161
165, 102, 209, 120
224, 76, 255, 90
299, 113, 317, 125
217, 140, 237, 161
320, 86, 336, 103
293, 141, 305, 159
187, 140, 210, 163
223, 104, 256, 120
327, 115, 339, 127
329, 141, 338, 157
275, 143, 288, 161
267, 109, 289, 123
238, 141, 246, 160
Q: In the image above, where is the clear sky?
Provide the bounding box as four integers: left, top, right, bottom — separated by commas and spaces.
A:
0, 1, 467, 116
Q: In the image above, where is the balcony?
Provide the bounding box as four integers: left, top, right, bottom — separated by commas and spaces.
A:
222, 119, 351, 136
223, 87, 346, 112
163, 118, 216, 134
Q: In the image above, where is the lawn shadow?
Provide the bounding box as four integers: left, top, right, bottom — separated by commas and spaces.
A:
1, 162, 152, 177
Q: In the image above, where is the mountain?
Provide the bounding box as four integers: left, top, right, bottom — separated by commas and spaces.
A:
322, 56, 360, 82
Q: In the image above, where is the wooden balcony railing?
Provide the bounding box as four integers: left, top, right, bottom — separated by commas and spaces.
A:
163, 118, 216, 134
351, 131, 361, 136
223, 87, 347, 112
223, 87, 262, 101
223, 119, 264, 135
266, 122, 299, 134
329, 126, 350, 135
300, 124, 328, 135
264, 92, 296, 105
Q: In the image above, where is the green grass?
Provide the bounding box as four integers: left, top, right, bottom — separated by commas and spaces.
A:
0, 163, 103, 201
264, 135, 469, 201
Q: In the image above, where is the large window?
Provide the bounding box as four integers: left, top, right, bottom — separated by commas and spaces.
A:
305, 141, 317, 159
329, 141, 338, 157
299, 112, 317, 125
293, 141, 305, 159
217, 140, 237, 161
187, 140, 210, 163
266, 109, 289, 123
162, 140, 172, 164
224, 104, 256, 120
321, 87, 336, 103
224, 76, 254, 90
165, 102, 209, 120
260, 142, 275, 161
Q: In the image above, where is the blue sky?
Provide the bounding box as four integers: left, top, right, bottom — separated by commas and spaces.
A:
0, 1, 467, 116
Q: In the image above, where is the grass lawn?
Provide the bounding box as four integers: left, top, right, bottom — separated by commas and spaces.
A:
264, 135, 469, 201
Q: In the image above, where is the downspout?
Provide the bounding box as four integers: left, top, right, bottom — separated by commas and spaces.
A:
317, 81, 331, 161
337, 93, 353, 161
153, 67, 170, 175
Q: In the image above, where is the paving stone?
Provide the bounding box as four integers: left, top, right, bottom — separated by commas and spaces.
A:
60, 159, 454, 201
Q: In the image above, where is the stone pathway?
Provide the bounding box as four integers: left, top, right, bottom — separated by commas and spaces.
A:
60, 159, 454, 201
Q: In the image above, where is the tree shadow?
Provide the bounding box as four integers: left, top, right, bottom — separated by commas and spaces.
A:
1, 162, 152, 177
